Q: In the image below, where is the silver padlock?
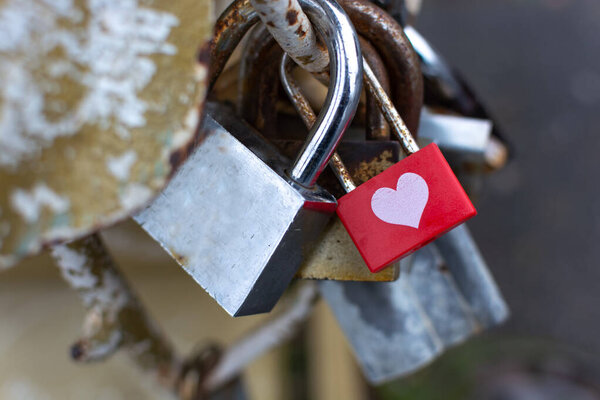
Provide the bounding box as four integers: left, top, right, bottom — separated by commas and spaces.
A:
320, 227, 508, 383
134, 0, 362, 316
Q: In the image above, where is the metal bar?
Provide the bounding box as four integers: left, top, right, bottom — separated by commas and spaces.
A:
50, 234, 181, 389
359, 36, 391, 141
250, 0, 329, 72
363, 59, 419, 155
205, 283, 318, 390
287, 0, 362, 187
281, 54, 357, 192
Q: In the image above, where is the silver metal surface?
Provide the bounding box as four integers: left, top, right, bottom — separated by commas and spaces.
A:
320, 226, 508, 383
403, 26, 462, 101
434, 224, 509, 327
418, 108, 492, 159
362, 58, 420, 155
135, 0, 362, 316
135, 105, 335, 316
288, 0, 363, 187
280, 54, 357, 193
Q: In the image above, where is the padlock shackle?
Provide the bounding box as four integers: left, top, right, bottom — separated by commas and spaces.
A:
209, 0, 259, 90
210, 0, 362, 188
287, 0, 363, 187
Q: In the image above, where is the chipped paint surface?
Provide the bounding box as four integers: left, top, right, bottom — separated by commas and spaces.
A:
0, 0, 213, 267
51, 244, 128, 315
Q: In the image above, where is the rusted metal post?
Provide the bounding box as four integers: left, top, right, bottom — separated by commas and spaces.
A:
50, 234, 182, 388
249, 0, 329, 72
50, 234, 319, 398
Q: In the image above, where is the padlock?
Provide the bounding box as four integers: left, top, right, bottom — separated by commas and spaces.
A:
320, 236, 508, 383
273, 53, 400, 281
269, 9, 507, 383
336, 59, 477, 273
134, 0, 362, 316
236, 11, 423, 281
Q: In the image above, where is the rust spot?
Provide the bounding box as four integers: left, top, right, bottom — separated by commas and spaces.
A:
173, 252, 188, 265
169, 149, 184, 170
168, 125, 208, 175
351, 150, 394, 184
295, 26, 306, 37
295, 54, 315, 64
71, 342, 85, 361
196, 40, 211, 65
267, 21, 275, 27
286, 9, 298, 25
315, 39, 327, 52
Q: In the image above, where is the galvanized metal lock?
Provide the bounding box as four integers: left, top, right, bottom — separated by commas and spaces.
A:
320, 225, 509, 384
135, 0, 362, 316
336, 62, 477, 273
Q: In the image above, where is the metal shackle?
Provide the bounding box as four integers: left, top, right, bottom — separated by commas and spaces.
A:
210, 0, 363, 187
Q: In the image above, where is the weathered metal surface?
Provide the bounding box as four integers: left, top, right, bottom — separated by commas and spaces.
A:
239, 26, 282, 137
434, 224, 509, 328
320, 232, 508, 384
50, 234, 179, 386
238, 0, 423, 138
135, 104, 335, 316
363, 58, 419, 155
250, 0, 329, 72
360, 37, 391, 141
210, 0, 258, 89
0, 0, 213, 268
275, 139, 400, 282
339, 0, 423, 135
298, 218, 400, 281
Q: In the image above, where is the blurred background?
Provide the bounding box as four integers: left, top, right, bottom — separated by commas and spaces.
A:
2, 0, 600, 398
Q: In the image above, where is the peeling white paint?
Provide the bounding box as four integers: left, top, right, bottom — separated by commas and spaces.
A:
10, 184, 70, 222
51, 245, 96, 291
85, 329, 123, 360
0, 0, 179, 168
51, 243, 129, 319
119, 183, 153, 210
107, 150, 137, 181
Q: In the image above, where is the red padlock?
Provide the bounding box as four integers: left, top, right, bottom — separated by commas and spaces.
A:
336, 61, 477, 273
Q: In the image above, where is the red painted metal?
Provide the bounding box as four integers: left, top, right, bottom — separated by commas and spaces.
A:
336, 143, 476, 272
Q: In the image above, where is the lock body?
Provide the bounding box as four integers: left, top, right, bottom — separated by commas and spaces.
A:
337, 143, 476, 272
273, 139, 401, 281
135, 103, 336, 316
320, 236, 507, 384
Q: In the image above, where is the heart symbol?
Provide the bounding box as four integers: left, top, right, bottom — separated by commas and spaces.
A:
370, 173, 429, 228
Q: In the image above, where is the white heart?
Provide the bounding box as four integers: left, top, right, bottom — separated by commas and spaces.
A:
370, 173, 429, 228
